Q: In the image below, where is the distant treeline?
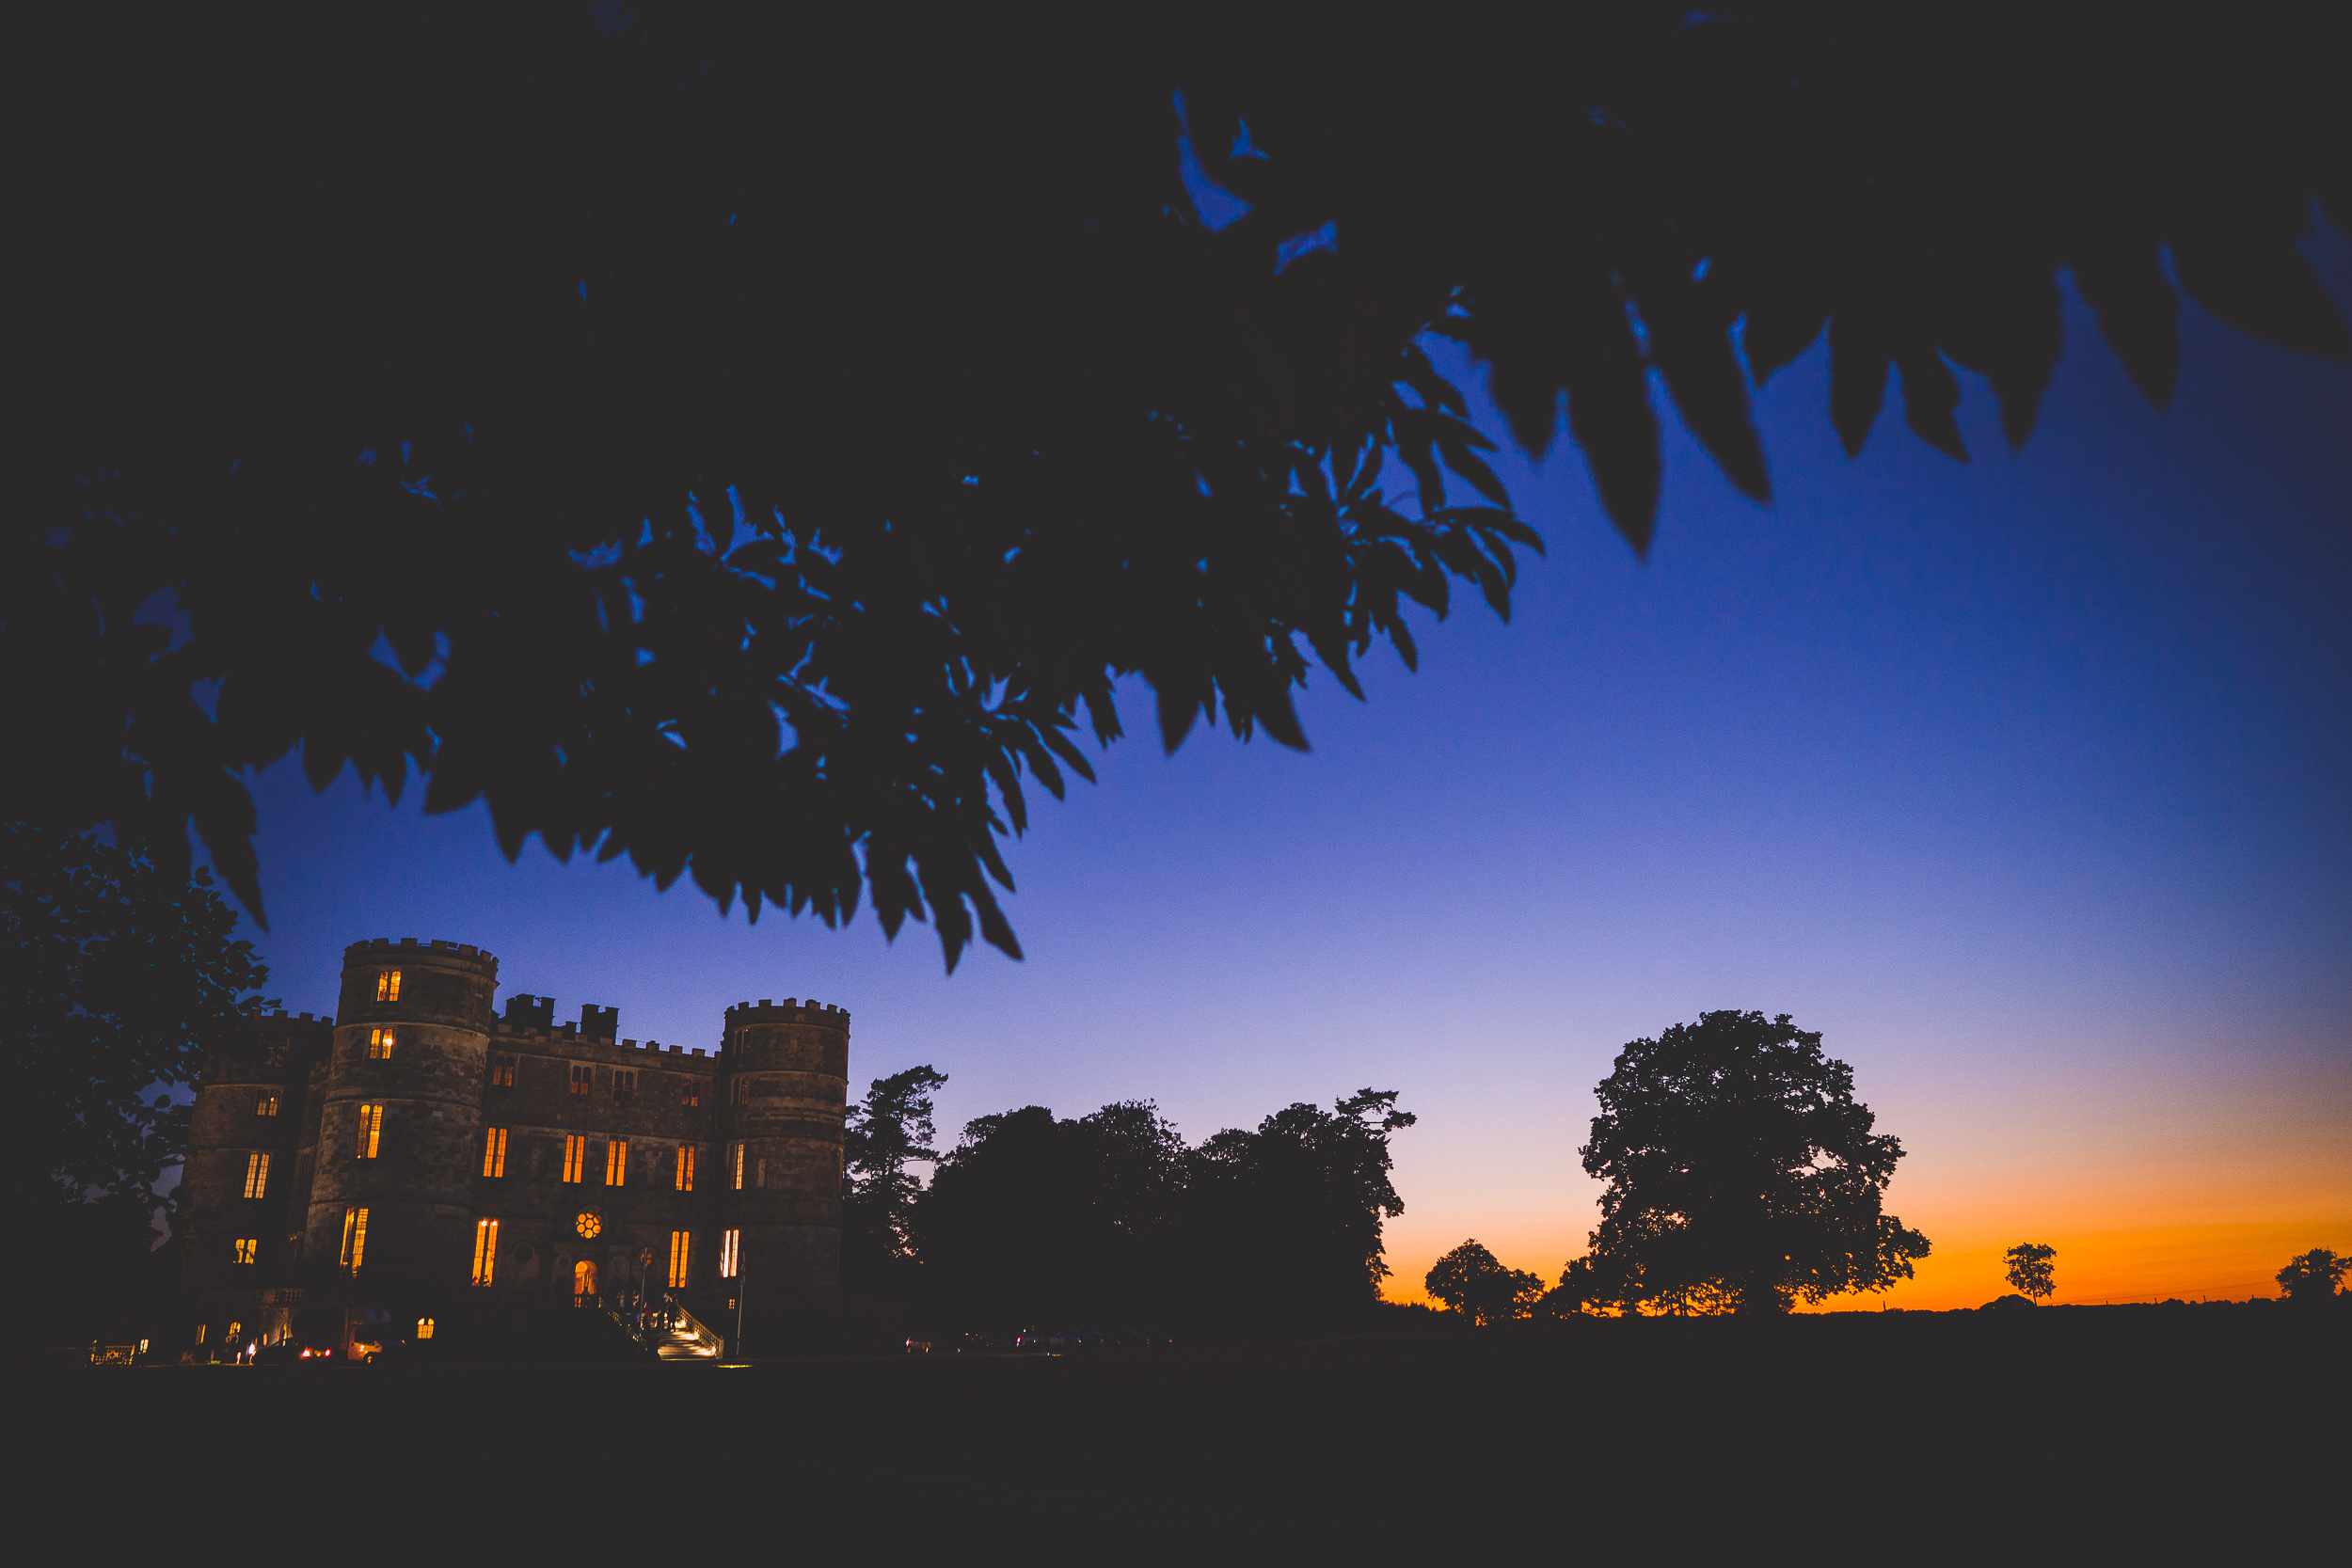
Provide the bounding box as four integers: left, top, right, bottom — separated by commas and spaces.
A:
841, 1069, 1416, 1334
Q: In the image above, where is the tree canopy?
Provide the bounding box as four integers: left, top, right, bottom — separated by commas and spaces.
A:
840, 1064, 949, 1291
2004, 1243, 2058, 1304
909, 1086, 1414, 1330
2274, 1248, 2346, 1306
1561, 1009, 1929, 1315
2, 824, 272, 1223
14, 4, 2348, 963
1424, 1240, 1547, 1327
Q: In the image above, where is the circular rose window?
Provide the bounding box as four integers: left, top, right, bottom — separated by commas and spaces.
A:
575, 1209, 602, 1239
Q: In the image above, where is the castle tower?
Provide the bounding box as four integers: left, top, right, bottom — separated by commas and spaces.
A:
180, 1009, 332, 1346
719, 999, 850, 1308
303, 939, 499, 1306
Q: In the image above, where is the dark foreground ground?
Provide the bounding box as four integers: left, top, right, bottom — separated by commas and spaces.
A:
30, 1307, 2344, 1559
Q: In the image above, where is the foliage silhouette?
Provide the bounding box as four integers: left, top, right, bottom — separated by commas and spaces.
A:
3, 824, 272, 1221
840, 1065, 949, 1293
1561, 1010, 1929, 1315
2274, 1248, 2346, 1306
910, 1086, 1413, 1330
1424, 1240, 1547, 1326
2004, 1243, 2058, 1304
13, 4, 2349, 962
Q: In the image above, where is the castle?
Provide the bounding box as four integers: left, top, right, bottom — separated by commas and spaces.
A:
179, 936, 850, 1356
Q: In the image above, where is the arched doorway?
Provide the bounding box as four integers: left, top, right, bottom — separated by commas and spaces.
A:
573, 1259, 598, 1299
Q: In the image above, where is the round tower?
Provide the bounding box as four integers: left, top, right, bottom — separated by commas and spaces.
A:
304, 938, 498, 1306
719, 999, 850, 1304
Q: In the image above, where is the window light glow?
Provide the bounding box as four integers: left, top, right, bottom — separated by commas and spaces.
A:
376, 969, 401, 1002
576, 1209, 602, 1240
731, 1143, 744, 1190
721, 1227, 739, 1278
256, 1091, 279, 1117
356, 1103, 383, 1158
368, 1028, 395, 1059
569, 1064, 592, 1097
339, 1207, 369, 1274
233, 1238, 258, 1264
471, 1219, 499, 1286
483, 1126, 507, 1178
605, 1138, 628, 1185
243, 1151, 270, 1197
563, 1133, 586, 1183
675, 1145, 695, 1191
668, 1229, 691, 1288
418, 1317, 436, 1339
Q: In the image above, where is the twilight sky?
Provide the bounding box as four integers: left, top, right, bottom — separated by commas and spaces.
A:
203, 235, 2352, 1310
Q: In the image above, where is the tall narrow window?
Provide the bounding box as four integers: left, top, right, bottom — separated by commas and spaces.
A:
731, 1143, 744, 1190
721, 1228, 739, 1278
730, 1076, 750, 1106
243, 1152, 270, 1197
756, 1157, 767, 1188
339, 1206, 369, 1274
368, 1028, 395, 1059
196, 1323, 207, 1344
605, 1139, 628, 1185
255, 1092, 279, 1117
563, 1134, 586, 1183
232, 1238, 258, 1264
681, 1079, 701, 1108
668, 1230, 691, 1288
226, 1321, 241, 1342
675, 1145, 695, 1192
569, 1065, 593, 1097
482, 1127, 508, 1178
470, 1219, 499, 1286
613, 1069, 636, 1102
355, 1103, 383, 1158
376, 969, 401, 1002
418, 1318, 436, 1339
488, 1059, 516, 1087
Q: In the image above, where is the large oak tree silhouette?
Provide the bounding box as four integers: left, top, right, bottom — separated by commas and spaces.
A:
11, 4, 2347, 963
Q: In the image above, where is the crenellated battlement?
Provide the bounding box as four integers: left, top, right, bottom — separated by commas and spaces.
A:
342, 935, 501, 974
723, 998, 851, 1024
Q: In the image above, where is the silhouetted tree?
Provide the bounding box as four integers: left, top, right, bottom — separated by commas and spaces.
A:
2274, 1248, 2347, 1306
4, 823, 272, 1346
915, 1101, 1191, 1325
1424, 1241, 1546, 1327
1565, 1010, 1929, 1316
14, 6, 2348, 962
2004, 1243, 2058, 1304
840, 1065, 948, 1293
1182, 1089, 1418, 1330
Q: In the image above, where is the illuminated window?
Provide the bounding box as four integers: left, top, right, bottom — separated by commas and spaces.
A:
488, 1059, 516, 1087
681, 1080, 700, 1108
675, 1145, 695, 1192
721, 1228, 739, 1278
563, 1134, 586, 1183
355, 1103, 383, 1158
368, 1028, 395, 1059
605, 1138, 628, 1185
339, 1206, 369, 1274
418, 1318, 436, 1339
232, 1238, 258, 1264
613, 1069, 636, 1102
668, 1230, 691, 1288
731, 1143, 744, 1190
227, 1321, 241, 1342
470, 1219, 499, 1286
243, 1151, 271, 1198
196, 1323, 206, 1344
376, 969, 401, 1002
255, 1092, 279, 1117
482, 1126, 507, 1178
569, 1065, 592, 1097
576, 1209, 602, 1240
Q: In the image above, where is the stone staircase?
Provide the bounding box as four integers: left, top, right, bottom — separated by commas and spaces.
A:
605, 1299, 723, 1359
